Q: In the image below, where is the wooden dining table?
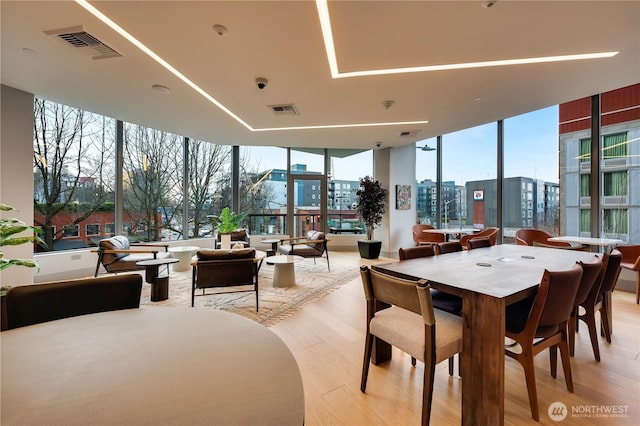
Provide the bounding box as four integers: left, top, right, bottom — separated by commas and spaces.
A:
1, 308, 305, 426
373, 244, 596, 426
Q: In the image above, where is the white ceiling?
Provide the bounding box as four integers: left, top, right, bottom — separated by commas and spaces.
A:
2, 1, 639, 151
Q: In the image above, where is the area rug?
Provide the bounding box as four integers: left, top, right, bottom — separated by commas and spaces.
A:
139, 258, 361, 326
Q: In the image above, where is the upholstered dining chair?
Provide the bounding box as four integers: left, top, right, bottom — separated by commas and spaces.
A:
360, 266, 462, 426
568, 256, 604, 361
616, 245, 640, 304
459, 227, 500, 249
5, 274, 143, 330
398, 245, 460, 374
504, 263, 583, 421
586, 249, 622, 344
436, 241, 463, 255
467, 237, 492, 250
515, 228, 572, 248
412, 224, 445, 246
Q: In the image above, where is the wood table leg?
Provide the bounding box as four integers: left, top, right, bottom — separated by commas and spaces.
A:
461, 291, 505, 426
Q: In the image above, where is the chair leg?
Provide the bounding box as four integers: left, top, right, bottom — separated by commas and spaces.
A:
448, 357, 453, 376
599, 301, 613, 343
559, 339, 574, 393
568, 309, 577, 356
580, 309, 601, 361
421, 356, 436, 426
360, 332, 374, 392
519, 352, 540, 421
636, 272, 639, 304
549, 345, 558, 378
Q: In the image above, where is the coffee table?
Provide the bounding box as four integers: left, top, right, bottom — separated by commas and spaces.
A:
266, 255, 303, 288
261, 238, 280, 256
168, 245, 199, 271
136, 258, 179, 301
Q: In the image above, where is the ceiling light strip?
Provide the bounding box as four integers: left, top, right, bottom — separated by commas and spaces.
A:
316, 1, 617, 79
75, 0, 253, 131
253, 120, 429, 132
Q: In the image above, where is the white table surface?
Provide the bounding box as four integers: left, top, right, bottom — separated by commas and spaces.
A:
168, 245, 200, 271
422, 228, 477, 234
547, 236, 623, 247
1, 308, 304, 426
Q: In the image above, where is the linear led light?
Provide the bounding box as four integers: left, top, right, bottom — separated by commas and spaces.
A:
75, 0, 428, 133
316, 0, 618, 79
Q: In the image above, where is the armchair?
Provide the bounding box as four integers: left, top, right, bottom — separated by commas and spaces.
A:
215, 228, 250, 249
93, 235, 170, 277
191, 248, 260, 311
411, 224, 445, 246
459, 227, 500, 249
616, 245, 640, 304
279, 230, 330, 271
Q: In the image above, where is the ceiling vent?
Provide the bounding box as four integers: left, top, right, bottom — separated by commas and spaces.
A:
44, 25, 122, 60
400, 130, 420, 137
268, 104, 299, 116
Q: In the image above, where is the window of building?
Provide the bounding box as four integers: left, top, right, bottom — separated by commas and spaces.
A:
86, 224, 100, 236
603, 132, 628, 159
580, 174, 590, 197
603, 209, 628, 234
603, 171, 627, 196
105, 223, 115, 235
580, 210, 590, 233
579, 138, 591, 162
62, 224, 79, 238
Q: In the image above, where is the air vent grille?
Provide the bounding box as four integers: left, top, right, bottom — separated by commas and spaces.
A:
268, 104, 299, 115
400, 130, 419, 137
44, 25, 122, 60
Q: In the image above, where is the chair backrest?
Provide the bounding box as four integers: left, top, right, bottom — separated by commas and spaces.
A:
399, 245, 436, 260
460, 227, 500, 249
468, 237, 492, 250
529, 264, 583, 337
216, 229, 249, 243
98, 235, 131, 265
599, 249, 623, 294
194, 248, 257, 288
436, 241, 463, 255
575, 256, 603, 307
5, 274, 143, 330
361, 266, 424, 315
515, 229, 570, 247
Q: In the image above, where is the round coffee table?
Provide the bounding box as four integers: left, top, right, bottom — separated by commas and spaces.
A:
265, 255, 303, 288
168, 246, 199, 271
136, 258, 179, 301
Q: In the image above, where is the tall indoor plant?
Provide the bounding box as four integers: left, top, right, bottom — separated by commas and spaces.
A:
354, 176, 388, 259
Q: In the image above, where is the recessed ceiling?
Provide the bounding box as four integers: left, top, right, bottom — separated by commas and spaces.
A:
1, 0, 638, 150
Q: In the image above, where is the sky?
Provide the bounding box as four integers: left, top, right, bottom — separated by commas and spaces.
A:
243, 105, 560, 185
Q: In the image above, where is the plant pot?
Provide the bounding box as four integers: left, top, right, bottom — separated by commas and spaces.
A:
220, 233, 232, 250
358, 240, 382, 259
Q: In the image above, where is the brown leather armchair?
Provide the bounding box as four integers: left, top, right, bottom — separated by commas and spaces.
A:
191, 248, 260, 310
411, 224, 445, 246
93, 235, 170, 277
616, 245, 640, 304
459, 227, 500, 249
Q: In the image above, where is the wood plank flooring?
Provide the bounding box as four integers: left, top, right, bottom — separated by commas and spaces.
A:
270, 251, 640, 425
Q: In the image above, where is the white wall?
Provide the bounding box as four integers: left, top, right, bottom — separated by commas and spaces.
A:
1, 85, 35, 286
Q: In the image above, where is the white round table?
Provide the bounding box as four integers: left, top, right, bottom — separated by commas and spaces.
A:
168, 245, 199, 271
266, 255, 304, 288
0, 308, 305, 425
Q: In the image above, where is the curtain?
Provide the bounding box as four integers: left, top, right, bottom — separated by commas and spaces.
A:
580, 174, 590, 197
603, 209, 628, 234
603, 171, 627, 196
580, 209, 590, 233
579, 138, 591, 162
603, 133, 627, 159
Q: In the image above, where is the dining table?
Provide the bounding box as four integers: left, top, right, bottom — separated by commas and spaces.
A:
372, 244, 596, 425
547, 235, 623, 252
1, 308, 305, 426
422, 227, 477, 241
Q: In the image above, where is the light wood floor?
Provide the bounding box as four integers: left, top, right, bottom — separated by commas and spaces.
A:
270, 251, 640, 426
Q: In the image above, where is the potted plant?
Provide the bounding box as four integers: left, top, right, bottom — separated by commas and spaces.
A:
354, 176, 388, 259
215, 207, 246, 249
1, 203, 45, 330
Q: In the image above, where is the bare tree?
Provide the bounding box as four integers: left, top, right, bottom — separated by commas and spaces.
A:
189, 140, 231, 238
122, 125, 182, 241
33, 99, 114, 251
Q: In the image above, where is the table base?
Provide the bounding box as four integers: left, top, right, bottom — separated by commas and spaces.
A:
151, 275, 169, 301
273, 263, 296, 288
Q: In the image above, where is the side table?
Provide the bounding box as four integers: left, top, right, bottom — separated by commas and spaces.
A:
136, 258, 179, 301
261, 239, 280, 257
168, 246, 199, 271
265, 255, 303, 288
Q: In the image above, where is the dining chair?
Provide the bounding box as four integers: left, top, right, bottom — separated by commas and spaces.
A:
360, 266, 462, 426
436, 241, 463, 255
467, 237, 492, 250
504, 263, 583, 421
589, 249, 623, 343
616, 245, 640, 304
398, 245, 460, 374
459, 227, 500, 249
412, 224, 445, 246
5, 274, 143, 330
568, 256, 604, 361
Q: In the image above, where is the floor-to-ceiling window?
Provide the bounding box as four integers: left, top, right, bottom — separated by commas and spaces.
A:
415, 138, 438, 225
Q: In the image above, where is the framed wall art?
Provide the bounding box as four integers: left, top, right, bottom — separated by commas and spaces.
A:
396, 185, 411, 210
